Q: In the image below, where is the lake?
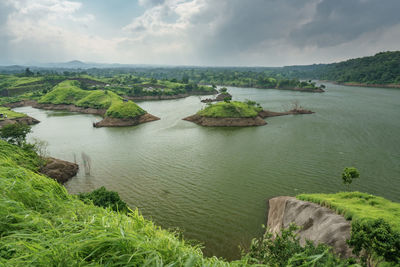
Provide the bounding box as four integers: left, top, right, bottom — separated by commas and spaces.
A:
14, 83, 400, 260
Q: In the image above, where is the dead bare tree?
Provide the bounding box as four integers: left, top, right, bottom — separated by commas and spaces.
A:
81, 152, 92, 176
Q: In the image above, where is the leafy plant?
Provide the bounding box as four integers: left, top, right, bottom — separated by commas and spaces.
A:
78, 186, 129, 213
348, 219, 400, 267
342, 167, 360, 190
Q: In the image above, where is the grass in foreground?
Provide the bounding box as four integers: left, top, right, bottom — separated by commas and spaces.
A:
197, 101, 262, 118
297, 192, 400, 232
39, 80, 147, 119
0, 139, 232, 266
0, 106, 26, 120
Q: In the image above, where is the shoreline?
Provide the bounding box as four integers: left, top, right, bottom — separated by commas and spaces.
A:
200, 84, 324, 93
126, 90, 217, 101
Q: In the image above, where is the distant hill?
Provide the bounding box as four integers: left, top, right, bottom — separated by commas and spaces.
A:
282, 51, 400, 85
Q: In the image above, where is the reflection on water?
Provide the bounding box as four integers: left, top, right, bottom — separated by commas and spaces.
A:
15, 83, 400, 260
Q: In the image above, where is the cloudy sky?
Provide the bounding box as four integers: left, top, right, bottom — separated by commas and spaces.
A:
1, 0, 399, 66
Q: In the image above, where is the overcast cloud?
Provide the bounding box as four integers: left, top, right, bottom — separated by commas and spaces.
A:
0, 0, 399, 66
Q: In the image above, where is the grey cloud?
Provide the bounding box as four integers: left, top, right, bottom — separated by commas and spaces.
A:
290, 0, 400, 47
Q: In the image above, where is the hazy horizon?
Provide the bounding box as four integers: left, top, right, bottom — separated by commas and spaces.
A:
1, 0, 400, 66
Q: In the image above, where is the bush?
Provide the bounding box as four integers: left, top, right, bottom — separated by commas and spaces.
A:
0, 123, 31, 146
342, 167, 360, 190
78, 186, 129, 213
243, 224, 353, 266
348, 219, 400, 267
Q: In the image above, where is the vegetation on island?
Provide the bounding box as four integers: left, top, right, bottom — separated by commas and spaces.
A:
198, 101, 262, 118
38, 80, 146, 119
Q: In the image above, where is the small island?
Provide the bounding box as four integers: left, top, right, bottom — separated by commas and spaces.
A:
183, 100, 314, 127
35, 80, 159, 127
0, 106, 39, 128
201, 87, 232, 103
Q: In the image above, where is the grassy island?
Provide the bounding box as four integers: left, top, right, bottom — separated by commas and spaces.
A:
198, 101, 262, 118
36, 80, 155, 126
0, 106, 26, 120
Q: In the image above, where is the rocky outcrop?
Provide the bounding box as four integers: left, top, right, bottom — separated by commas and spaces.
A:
267, 196, 352, 258
40, 157, 79, 184
183, 114, 267, 127
0, 116, 40, 128
93, 113, 160, 127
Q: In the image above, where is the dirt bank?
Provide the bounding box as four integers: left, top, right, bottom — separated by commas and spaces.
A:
93, 113, 160, 127
34, 103, 107, 116
267, 196, 352, 258
40, 157, 79, 184
183, 114, 267, 127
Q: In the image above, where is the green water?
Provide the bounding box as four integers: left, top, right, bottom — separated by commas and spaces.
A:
15, 83, 400, 260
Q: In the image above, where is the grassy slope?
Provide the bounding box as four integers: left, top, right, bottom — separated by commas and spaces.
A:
39, 80, 146, 118
0, 75, 43, 88
0, 139, 235, 266
297, 192, 400, 232
198, 101, 262, 118
0, 106, 26, 120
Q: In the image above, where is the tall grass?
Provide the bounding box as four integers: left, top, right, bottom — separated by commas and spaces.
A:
0, 140, 234, 266
197, 101, 262, 118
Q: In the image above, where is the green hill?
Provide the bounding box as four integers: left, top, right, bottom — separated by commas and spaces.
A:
39, 80, 146, 118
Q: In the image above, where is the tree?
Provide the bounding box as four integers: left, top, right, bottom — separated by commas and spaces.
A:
341, 167, 360, 190
219, 87, 228, 93
0, 123, 31, 146
348, 219, 400, 267
24, 68, 34, 77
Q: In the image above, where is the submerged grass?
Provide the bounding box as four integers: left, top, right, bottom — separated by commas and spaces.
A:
297, 192, 400, 232
0, 140, 235, 266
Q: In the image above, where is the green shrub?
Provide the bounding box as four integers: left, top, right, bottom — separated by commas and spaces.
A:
78, 186, 129, 213
198, 101, 262, 118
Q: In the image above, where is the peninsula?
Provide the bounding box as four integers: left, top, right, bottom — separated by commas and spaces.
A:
183, 100, 313, 127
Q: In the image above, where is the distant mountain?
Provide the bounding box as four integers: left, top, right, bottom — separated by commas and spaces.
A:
281, 51, 400, 85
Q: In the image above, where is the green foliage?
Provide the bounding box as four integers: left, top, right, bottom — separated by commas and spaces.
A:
219, 87, 228, 93
78, 186, 129, 213
198, 101, 262, 118
297, 192, 400, 233
348, 219, 400, 266
75, 90, 121, 109
243, 224, 352, 266
342, 167, 360, 190
105, 101, 146, 118
0, 123, 31, 146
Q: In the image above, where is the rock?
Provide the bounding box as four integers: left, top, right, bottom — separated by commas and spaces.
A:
258, 109, 314, 118
0, 116, 40, 128
267, 196, 352, 258
40, 157, 79, 184
183, 114, 267, 127
93, 113, 160, 127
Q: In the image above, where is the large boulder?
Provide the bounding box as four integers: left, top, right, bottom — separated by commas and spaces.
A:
267, 196, 352, 258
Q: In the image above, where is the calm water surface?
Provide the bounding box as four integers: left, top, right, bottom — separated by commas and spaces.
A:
15, 83, 400, 260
